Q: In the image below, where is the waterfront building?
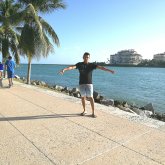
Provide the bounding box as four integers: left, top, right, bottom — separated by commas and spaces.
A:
153, 53, 165, 61
110, 49, 142, 65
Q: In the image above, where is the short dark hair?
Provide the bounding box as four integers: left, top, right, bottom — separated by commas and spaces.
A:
83, 52, 90, 57
8, 56, 12, 60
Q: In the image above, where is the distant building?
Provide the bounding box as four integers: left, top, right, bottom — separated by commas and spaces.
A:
110, 49, 142, 65
153, 53, 165, 61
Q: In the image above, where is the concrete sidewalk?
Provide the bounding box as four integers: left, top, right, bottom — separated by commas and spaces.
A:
0, 80, 165, 165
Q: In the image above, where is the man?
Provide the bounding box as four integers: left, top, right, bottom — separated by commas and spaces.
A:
5, 56, 15, 88
59, 52, 115, 118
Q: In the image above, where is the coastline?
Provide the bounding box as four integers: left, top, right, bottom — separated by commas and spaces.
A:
14, 76, 165, 123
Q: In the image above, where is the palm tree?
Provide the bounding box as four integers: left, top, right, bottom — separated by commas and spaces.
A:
17, 0, 66, 84
0, 0, 21, 64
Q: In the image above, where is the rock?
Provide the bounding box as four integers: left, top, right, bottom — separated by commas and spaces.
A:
73, 92, 81, 98
118, 105, 137, 114
114, 100, 123, 106
93, 91, 100, 99
144, 110, 153, 117
69, 92, 74, 97
143, 103, 155, 114
31, 81, 37, 85
40, 81, 46, 86
77, 92, 81, 98
71, 88, 79, 93
21, 77, 26, 81
100, 95, 104, 100
64, 87, 70, 91
53, 85, 63, 91
100, 99, 114, 106
126, 108, 137, 114
152, 113, 165, 121
35, 81, 40, 85
14, 75, 20, 79
162, 114, 165, 122
131, 107, 146, 116
152, 113, 162, 120
122, 101, 130, 108
61, 87, 70, 93
49, 86, 54, 90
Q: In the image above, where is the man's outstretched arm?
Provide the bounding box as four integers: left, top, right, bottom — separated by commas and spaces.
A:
59, 65, 76, 75
96, 65, 115, 74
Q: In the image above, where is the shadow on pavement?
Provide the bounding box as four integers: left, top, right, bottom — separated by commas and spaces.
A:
0, 113, 82, 121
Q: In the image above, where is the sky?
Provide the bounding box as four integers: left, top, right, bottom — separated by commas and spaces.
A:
7, 0, 165, 64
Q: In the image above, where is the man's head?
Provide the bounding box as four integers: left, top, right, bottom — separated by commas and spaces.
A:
83, 52, 90, 63
8, 56, 12, 60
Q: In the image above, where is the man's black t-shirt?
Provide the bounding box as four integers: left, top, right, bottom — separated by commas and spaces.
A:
76, 62, 97, 85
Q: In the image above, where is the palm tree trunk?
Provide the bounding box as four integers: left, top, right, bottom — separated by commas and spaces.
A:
27, 56, 32, 84
2, 56, 7, 78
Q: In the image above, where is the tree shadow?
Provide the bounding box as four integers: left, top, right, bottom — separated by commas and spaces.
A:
0, 113, 82, 122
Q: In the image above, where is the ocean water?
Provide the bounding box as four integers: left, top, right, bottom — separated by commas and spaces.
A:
15, 64, 165, 113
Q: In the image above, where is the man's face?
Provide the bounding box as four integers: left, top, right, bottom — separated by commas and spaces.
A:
83, 55, 90, 63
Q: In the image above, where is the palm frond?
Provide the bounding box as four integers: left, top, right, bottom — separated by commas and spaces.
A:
20, 23, 35, 55
2, 38, 10, 59
39, 0, 66, 13
25, 3, 46, 44
43, 32, 54, 57
8, 27, 19, 46
17, 0, 66, 13
40, 17, 60, 46
20, 23, 47, 60
8, 28, 20, 64
10, 41, 20, 64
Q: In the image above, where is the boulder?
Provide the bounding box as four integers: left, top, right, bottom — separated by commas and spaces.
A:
14, 75, 20, 79
100, 99, 114, 106
144, 110, 153, 117
21, 77, 26, 82
131, 107, 146, 116
153, 112, 162, 120
71, 88, 79, 93
122, 101, 130, 108
69, 92, 74, 97
93, 91, 100, 99
35, 81, 40, 85
63, 87, 70, 91
73, 92, 81, 98
61, 87, 71, 94
114, 100, 123, 107
40, 81, 47, 86
117, 105, 136, 114
153, 113, 165, 121
143, 103, 155, 114
31, 81, 37, 85
53, 85, 63, 91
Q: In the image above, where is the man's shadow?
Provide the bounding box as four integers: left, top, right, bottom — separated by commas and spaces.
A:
0, 113, 82, 122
